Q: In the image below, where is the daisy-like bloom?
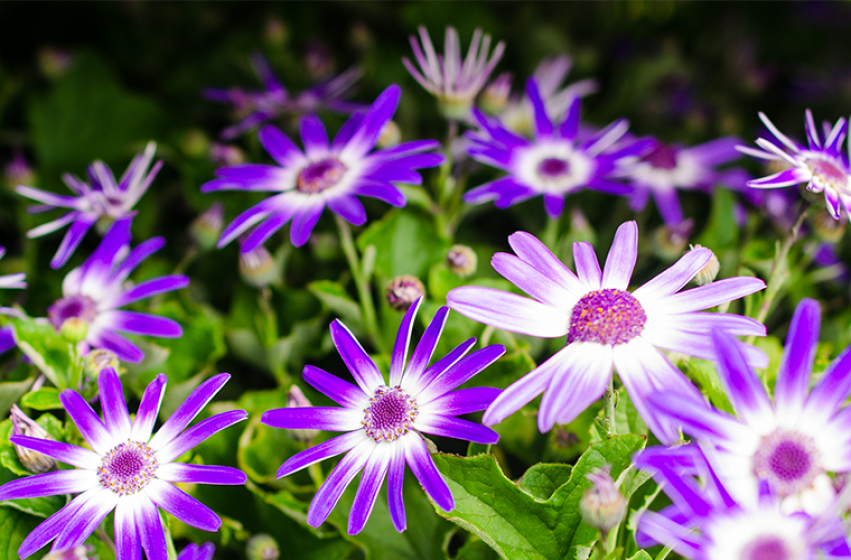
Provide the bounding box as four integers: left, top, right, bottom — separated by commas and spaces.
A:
616, 137, 748, 225
176, 543, 215, 560
650, 299, 851, 515
403, 26, 505, 120
447, 221, 767, 443
204, 53, 363, 140
16, 142, 162, 269
262, 298, 504, 534
464, 79, 651, 218
739, 110, 851, 222
202, 85, 444, 250
0, 368, 247, 559
47, 216, 188, 363
635, 446, 851, 560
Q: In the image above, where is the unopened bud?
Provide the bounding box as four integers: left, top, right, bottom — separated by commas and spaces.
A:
239, 243, 278, 289
264, 19, 289, 47
813, 209, 846, 243
37, 46, 73, 80
652, 219, 693, 261
480, 72, 512, 115
446, 245, 477, 278
209, 143, 246, 167
10, 405, 57, 474
386, 276, 425, 312
190, 203, 225, 252
83, 349, 120, 380
305, 40, 334, 80
247, 534, 280, 560
286, 386, 319, 442
438, 96, 474, 122
60, 317, 89, 345
43, 545, 95, 560
181, 129, 210, 158
580, 466, 626, 536
5, 150, 36, 191
689, 244, 720, 285
377, 120, 401, 149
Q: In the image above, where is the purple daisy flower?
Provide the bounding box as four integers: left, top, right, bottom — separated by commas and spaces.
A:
176, 543, 215, 560
16, 142, 162, 269
739, 110, 851, 221
0, 368, 247, 559
262, 298, 504, 534
47, 216, 188, 363
403, 26, 505, 120
650, 298, 851, 515
202, 85, 444, 250
616, 137, 748, 225
635, 445, 851, 559
464, 79, 651, 218
447, 221, 767, 443
204, 53, 364, 140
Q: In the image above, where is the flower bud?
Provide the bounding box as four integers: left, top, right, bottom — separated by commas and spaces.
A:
239, 243, 279, 289
209, 143, 246, 167
43, 545, 95, 560
37, 46, 73, 80
580, 466, 626, 536
813, 209, 846, 243
286, 386, 319, 442
446, 245, 477, 278
386, 276, 425, 312
377, 120, 401, 149
264, 18, 289, 47
4, 149, 35, 191
83, 349, 120, 380
652, 219, 693, 261
181, 129, 210, 159
479, 72, 512, 115
247, 534, 280, 560
190, 203, 225, 252
689, 244, 720, 286
305, 40, 334, 80
10, 405, 57, 474
60, 317, 89, 345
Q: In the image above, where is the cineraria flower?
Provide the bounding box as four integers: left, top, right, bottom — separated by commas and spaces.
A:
202, 85, 444, 250
464, 79, 651, 218
636, 446, 851, 560
177, 543, 215, 560
403, 26, 505, 120
739, 110, 851, 222
0, 368, 247, 559
616, 137, 748, 225
650, 299, 851, 515
48, 217, 188, 363
204, 53, 363, 140
447, 221, 767, 443
263, 298, 504, 534
16, 142, 162, 268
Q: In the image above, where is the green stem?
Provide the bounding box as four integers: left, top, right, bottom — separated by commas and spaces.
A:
258, 288, 278, 349
542, 215, 560, 251
335, 215, 385, 353
603, 377, 617, 439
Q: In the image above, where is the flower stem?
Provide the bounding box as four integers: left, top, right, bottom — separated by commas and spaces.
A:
335, 215, 385, 353
602, 377, 617, 439
542, 215, 560, 251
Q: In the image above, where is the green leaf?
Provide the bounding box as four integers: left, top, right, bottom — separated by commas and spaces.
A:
679, 357, 734, 414
628, 552, 653, 560
307, 280, 363, 328
517, 464, 573, 501
20, 388, 62, 411
433, 435, 646, 560
0, 506, 40, 560
0, 379, 36, 418
8, 317, 73, 389
356, 209, 450, 279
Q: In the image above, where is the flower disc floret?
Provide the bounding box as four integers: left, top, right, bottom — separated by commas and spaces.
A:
753, 429, 822, 497
362, 386, 418, 442
536, 157, 571, 180
48, 295, 98, 331
741, 536, 796, 560
98, 441, 158, 496
297, 158, 348, 194
567, 288, 646, 346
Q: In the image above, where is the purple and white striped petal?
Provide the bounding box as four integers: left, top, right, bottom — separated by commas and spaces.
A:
19, 490, 92, 557
420, 387, 501, 416
401, 306, 449, 389
601, 221, 638, 291
9, 436, 101, 470
155, 410, 248, 464
348, 446, 392, 534
0, 469, 99, 500
572, 241, 602, 289
416, 344, 506, 403
276, 431, 368, 478
112, 276, 190, 307
389, 297, 422, 386
303, 365, 367, 408
447, 287, 570, 338
98, 367, 132, 441
306, 439, 373, 528
149, 373, 230, 450
404, 435, 453, 512
59, 390, 114, 454
774, 299, 820, 418
52, 490, 119, 551
131, 374, 167, 441
101, 311, 183, 338
137, 493, 169, 560
330, 320, 385, 393
538, 342, 611, 432
155, 463, 247, 485
260, 407, 360, 433
710, 329, 774, 429
416, 414, 499, 444
145, 479, 221, 532
115, 497, 142, 560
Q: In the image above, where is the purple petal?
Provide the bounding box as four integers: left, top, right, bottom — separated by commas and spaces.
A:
303, 365, 366, 408
15, 186, 82, 209
364, 165, 423, 185
806, 346, 851, 421
685, 137, 743, 166
276, 431, 366, 478
113, 237, 166, 284
78, 216, 132, 281
240, 207, 300, 253
138, 494, 168, 560
526, 79, 553, 137
149, 373, 231, 450
402, 306, 449, 388
404, 436, 453, 512
649, 392, 742, 446
348, 448, 391, 534
9, 436, 100, 469
307, 440, 372, 527
217, 196, 282, 248
711, 329, 774, 426
341, 85, 401, 161
387, 446, 407, 532
261, 407, 359, 433
602, 221, 638, 290
146, 479, 221, 532
98, 367, 132, 440
156, 463, 247, 485
50, 214, 99, 269
447, 287, 570, 338
559, 97, 581, 139
774, 298, 820, 416
19, 491, 90, 557
327, 195, 367, 226
104, 311, 183, 338
543, 194, 564, 218
636, 510, 702, 559
572, 241, 602, 289
259, 125, 304, 167
115, 499, 142, 560
290, 203, 324, 247
490, 253, 577, 309
415, 337, 478, 391
132, 374, 166, 441
299, 115, 330, 158
389, 297, 423, 386
507, 231, 586, 294
539, 343, 611, 432
332, 112, 366, 151
53, 490, 118, 550
632, 247, 712, 300
91, 329, 145, 363
416, 415, 499, 444
330, 320, 384, 393
0, 469, 98, 500
423, 387, 501, 416
59, 389, 113, 454
652, 189, 685, 226
156, 410, 248, 463
351, 180, 406, 207
643, 326, 768, 368
113, 276, 190, 307
463, 177, 535, 207
661, 277, 767, 313
417, 344, 506, 403
747, 167, 810, 188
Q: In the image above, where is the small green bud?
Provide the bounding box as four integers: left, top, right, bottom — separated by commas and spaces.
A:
60, 317, 89, 345
190, 203, 225, 252
386, 276, 425, 312
83, 349, 120, 380
239, 244, 279, 289
11, 405, 57, 474
377, 120, 401, 149
446, 245, 477, 278
286, 386, 319, 442
689, 244, 720, 286
247, 534, 280, 560
812, 209, 846, 243
580, 466, 626, 537
479, 72, 512, 115
652, 220, 693, 262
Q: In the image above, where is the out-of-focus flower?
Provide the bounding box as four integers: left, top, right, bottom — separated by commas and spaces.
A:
580, 466, 627, 536
190, 203, 225, 252
386, 275, 426, 312
304, 39, 335, 80
48, 217, 188, 363
11, 405, 57, 474
616, 137, 746, 225
204, 53, 364, 140
739, 110, 851, 222
263, 298, 504, 534
403, 26, 505, 120
208, 143, 246, 167
203, 85, 444, 249
82, 349, 120, 380
177, 542, 216, 560
0, 368, 247, 558
239, 241, 278, 289
16, 142, 162, 268
479, 72, 512, 116
0, 246, 27, 290
651, 299, 851, 515
4, 149, 35, 191
464, 79, 651, 218
263, 18, 289, 47
446, 245, 477, 277
246, 534, 279, 560
447, 221, 767, 442
651, 219, 693, 261
37, 46, 74, 80
813, 243, 851, 283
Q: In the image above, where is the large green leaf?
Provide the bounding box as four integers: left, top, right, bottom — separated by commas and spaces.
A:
356, 209, 450, 279
8, 317, 73, 389
433, 435, 646, 560
0, 507, 40, 560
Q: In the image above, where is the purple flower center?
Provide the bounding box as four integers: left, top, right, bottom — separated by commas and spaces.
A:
362, 386, 419, 443
741, 536, 792, 560
296, 158, 347, 194
753, 428, 821, 497
567, 289, 647, 346
808, 157, 848, 191
536, 157, 571, 180
47, 295, 98, 331
98, 441, 159, 496
642, 143, 679, 170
